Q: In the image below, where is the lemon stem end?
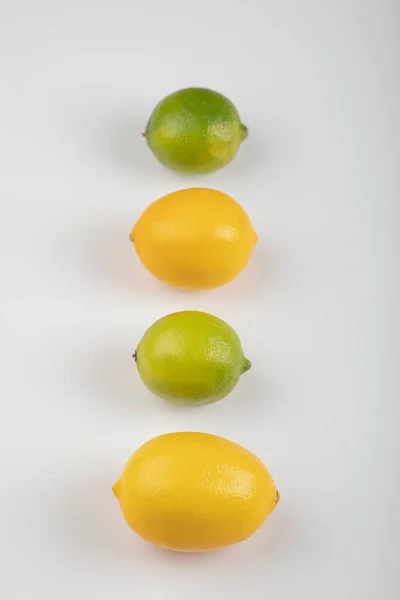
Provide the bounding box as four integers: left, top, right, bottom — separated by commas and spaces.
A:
112, 480, 122, 499
240, 123, 248, 141
241, 357, 252, 374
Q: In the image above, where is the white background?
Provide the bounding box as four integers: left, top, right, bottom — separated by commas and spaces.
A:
0, 1, 399, 598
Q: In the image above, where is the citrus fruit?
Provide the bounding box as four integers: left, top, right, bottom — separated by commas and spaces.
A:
113, 432, 279, 552
144, 87, 248, 173
131, 188, 257, 290
134, 311, 251, 406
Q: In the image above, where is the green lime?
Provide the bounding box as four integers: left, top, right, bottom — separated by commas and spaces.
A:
134, 311, 251, 406
144, 87, 248, 174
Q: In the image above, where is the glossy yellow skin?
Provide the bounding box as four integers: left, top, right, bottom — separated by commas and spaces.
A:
131, 188, 257, 290
113, 432, 279, 553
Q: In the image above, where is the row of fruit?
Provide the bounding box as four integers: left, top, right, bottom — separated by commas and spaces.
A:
112, 87, 279, 553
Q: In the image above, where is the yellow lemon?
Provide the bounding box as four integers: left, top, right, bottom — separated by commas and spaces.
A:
113, 432, 279, 552
131, 188, 257, 290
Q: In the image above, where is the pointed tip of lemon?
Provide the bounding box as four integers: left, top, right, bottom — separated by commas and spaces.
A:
275, 489, 280, 505
112, 480, 122, 499
241, 357, 252, 374
129, 229, 135, 244
240, 123, 248, 141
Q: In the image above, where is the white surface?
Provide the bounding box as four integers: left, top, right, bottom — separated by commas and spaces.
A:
0, 1, 399, 598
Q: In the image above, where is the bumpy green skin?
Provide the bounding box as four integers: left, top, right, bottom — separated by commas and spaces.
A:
136, 311, 251, 406
145, 88, 248, 174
